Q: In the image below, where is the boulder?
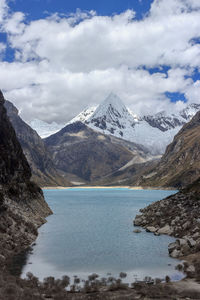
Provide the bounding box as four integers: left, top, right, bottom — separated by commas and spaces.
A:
174, 216, 180, 223
146, 226, 157, 233
134, 215, 145, 226
133, 229, 141, 233
170, 249, 181, 258
187, 238, 196, 248
168, 241, 178, 254
186, 265, 195, 274
192, 232, 199, 239
181, 244, 191, 255
157, 225, 172, 235
155, 211, 161, 217
182, 221, 191, 230
177, 238, 187, 247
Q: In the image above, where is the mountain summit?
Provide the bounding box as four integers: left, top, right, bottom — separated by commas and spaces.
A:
30, 93, 200, 154
87, 93, 137, 137
91, 92, 130, 121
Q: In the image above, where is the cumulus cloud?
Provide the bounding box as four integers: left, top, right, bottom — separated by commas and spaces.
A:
0, 0, 199, 123
0, 0, 8, 24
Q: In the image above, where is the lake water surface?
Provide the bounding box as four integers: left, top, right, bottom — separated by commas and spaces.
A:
22, 188, 183, 283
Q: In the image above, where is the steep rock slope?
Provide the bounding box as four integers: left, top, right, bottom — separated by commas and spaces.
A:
138, 111, 200, 188
44, 121, 150, 182
0, 90, 52, 267
5, 100, 71, 187
93, 159, 159, 187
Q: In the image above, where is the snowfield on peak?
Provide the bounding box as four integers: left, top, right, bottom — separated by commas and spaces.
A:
29, 93, 200, 154
68, 106, 97, 124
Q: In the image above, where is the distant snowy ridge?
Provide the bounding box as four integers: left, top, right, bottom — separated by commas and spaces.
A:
29, 106, 97, 138
29, 93, 200, 154
142, 103, 200, 132
29, 119, 66, 138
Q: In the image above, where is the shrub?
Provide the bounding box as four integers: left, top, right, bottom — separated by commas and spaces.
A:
119, 272, 127, 279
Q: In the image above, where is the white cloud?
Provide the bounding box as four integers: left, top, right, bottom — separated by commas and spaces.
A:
0, 0, 200, 122
0, 0, 8, 25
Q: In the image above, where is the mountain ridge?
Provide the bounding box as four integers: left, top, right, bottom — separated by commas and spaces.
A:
136, 110, 200, 188
4, 100, 72, 187
44, 121, 152, 183
30, 94, 200, 155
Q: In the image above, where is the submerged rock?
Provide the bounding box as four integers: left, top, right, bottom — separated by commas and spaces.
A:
133, 229, 142, 233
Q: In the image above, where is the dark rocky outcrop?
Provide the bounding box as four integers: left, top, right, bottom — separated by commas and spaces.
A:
4, 100, 71, 187
0, 90, 52, 268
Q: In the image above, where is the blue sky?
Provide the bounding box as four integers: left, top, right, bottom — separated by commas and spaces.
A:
9, 0, 153, 20
0, 0, 200, 122
3, 0, 153, 62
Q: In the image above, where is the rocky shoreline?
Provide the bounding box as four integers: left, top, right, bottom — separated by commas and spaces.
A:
3, 191, 200, 300
0, 190, 52, 269
134, 186, 200, 281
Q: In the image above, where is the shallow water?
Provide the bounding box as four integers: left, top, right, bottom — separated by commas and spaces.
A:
21, 188, 183, 283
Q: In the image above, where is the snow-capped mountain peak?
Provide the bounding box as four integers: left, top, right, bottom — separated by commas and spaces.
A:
90, 93, 129, 120
180, 103, 200, 120
71, 94, 200, 154
87, 93, 137, 137
28, 93, 200, 155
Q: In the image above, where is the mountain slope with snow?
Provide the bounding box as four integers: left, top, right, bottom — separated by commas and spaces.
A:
82, 93, 200, 154
29, 93, 200, 154
68, 106, 97, 124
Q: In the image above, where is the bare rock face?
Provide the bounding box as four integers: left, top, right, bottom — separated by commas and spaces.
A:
44, 121, 140, 182
4, 100, 71, 187
0, 90, 52, 266
138, 111, 200, 188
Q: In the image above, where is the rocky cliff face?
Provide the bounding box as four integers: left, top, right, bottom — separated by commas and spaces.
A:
0, 90, 52, 267
5, 100, 71, 187
138, 111, 200, 188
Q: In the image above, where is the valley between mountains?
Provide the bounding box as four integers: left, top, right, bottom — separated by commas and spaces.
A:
6, 92, 200, 189
2, 89, 200, 299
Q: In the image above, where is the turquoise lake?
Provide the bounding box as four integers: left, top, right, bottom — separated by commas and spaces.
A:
21, 188, 183, 283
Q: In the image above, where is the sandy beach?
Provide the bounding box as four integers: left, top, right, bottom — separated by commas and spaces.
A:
42, 185, 176, 190
42, 185, 131, 190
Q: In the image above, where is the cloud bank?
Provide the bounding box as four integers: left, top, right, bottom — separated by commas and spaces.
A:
0, 0, 200, 122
